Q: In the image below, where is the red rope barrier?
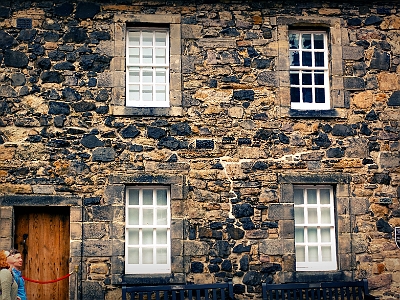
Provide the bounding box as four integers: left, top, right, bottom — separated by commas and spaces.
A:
23, 271, 73, 284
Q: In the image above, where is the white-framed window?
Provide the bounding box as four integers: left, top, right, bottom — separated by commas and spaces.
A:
294, 185, 337, 271
125, 186, 171, 274
289, 31, 330, 110
126, 28, 170, 107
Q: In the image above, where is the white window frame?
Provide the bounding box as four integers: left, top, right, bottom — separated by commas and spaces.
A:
289, 30, 330, 110
294, 185, 337, 271
125, 186, 171, 274
126, 28, 170, 108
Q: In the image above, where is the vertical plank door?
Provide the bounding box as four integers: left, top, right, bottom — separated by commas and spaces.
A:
14, 206, 70, 300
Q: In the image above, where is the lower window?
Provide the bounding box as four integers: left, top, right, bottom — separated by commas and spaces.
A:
294, 186, 337, 271
125, 186, 171, 274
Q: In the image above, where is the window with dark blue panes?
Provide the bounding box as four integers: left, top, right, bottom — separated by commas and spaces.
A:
289, 31, 330, 110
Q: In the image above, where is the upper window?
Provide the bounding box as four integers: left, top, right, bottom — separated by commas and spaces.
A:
294, 185, 337, 271
126, 28, 170, 107
125, 186, 171, 274
289, 31, 330, 110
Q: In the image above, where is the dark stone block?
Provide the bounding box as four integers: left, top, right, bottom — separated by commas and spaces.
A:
211, 162, 224, 169
227, 226, 245, 240
208, 264, 220, 273
222, 136, 235, 144
92, 147, 115, 162
216, 240, 231, 257
80, 54, 111, 72
96, 106, 108, 114
81, 135, 105, 149
257, 71, 278, 87
368, 141, 380, 152
82, 281, 104, 300
243, 271, 261, 286
90, 31, 111, 41
253, 113, 268, 120
261, 222, 278, 228
48, 101, 70, 115
241, 217, 255, 230
376, 218, 393, 233
278, 133, 289, 144
53, 115, 66, 127
312, 132, 331, 148
327, 147, 345, 158
240, 255, 249, 271
247, 46, 259, 58
62, 87, 81, 101
158, 137, 187, 150
191, 261, 204, 273
365, 109, 379, 121
332, 124, 357, 137
17, 29, 37, 42
233, 90, 254, 101
252, 161, 268, 170
0, 31, 16, 50
209, 78, 217, 88
0, 6, 10, 18
63, 27, 88, 43
54, 61, 75, 70
347, 18, 362, 26
233, 203, 253, 218
147, 126, 167, 139
11, 73, 26, 86
388, 91, 400, 106
196, 140, 214, 149
96, 89, 109, 102
171, 122, 192, 136
129, 144, 143, 152
47, 139, 71, 148
37, 58, 52, 70
261, 263, 282, 274
54, 3, 74, 16
72, 101, 96, 112
254, 129, 273, 141
238, 138, 251, 145
41, 71, 64, 83
370, 50, 390, 70
221, 260, 232, 272
84, 197, 101, 206
167, 154, 178, 162
76, 2, 100, 19
49, 50, 66, 61
43, 32, 60, 42
360, 123, 372, 135
233, 284, 246, 294
364, 15, 382, 26
4, 50, 29, 68
120, 125, 140, 139
371, 173, 391, 185
220, 27, 240, 36
343, 77, 365, 90
88, 78, 97, 87
251, 58, 271, 69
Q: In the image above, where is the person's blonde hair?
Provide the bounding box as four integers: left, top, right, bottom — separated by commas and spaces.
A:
0, 250, 9, 269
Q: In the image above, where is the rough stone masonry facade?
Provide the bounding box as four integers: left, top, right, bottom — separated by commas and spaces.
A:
0, 0, 399, 299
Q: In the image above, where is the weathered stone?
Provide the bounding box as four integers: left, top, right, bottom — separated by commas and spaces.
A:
63, 27, 88, 43
0, 31, 16, 50
72, 101, 96, 112
81, 135, 104, 149
92, 147, 115, 162
48, 101, 70, 115
41, 71, 64, 83
75, 2, 100, 19
343, 77, 365, 90
370, 50, 390, 70
388, 91, 400, 106
4, 50, 28, 68
257, 71, 278, 86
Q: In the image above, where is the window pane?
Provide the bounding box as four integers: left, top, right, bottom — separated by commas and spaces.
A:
129, 85, 140, 101
308, 227, 318, 242
321, 207, 331, 223
314, 34, 324, 49
142, 85, 153, 101
142, 32, 153, 46
143, 70, 153, 83
156, 248, 167, 264
302, 72, 312, 85
129, 48, 140, 64
155, 86, 166, 101
142, 248, 153, 264
143, 209, 153, 225
289, 33, 299, 49
143, 228, 153, 245
320, 189, 331, 204
308, 208, 318, 223
128, 208, 139, 225
156, 229, 167, 244
155, 32, 167, 46
321, 227, 331, 242
295, 207, 304, 224
291, 87, 300, 103
142, 48, 153, 64
314, 72, 324, 85
128, 31, 140, 46
157, 208, 167, 225
321, 246, 331, 261
157, 190, 167, 205
128, 68, 140, 83
315, 52, 325, 67
308, 246, 318, 262
143, 190, 153, 205
302, 34, 312, 49
315, 88, 326, 103
129, 189, 139, 205
296, 246, 305, 262
302, 88, 312, 103
294, 189, 304, 205
290, 72, 299, 85
128, 248, 139, 264
155, 48, 166, 64
156, 69, 167, 83
295, 228, 304, 243
302, 52, 312, 66
290, 51, 300, 66
128, 229, 139, 245
307, 189, 317, 204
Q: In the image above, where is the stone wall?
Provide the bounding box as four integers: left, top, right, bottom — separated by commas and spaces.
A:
0, 0, 399, 299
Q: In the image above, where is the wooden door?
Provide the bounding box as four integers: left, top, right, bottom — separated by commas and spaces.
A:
14, 206, 70, 300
